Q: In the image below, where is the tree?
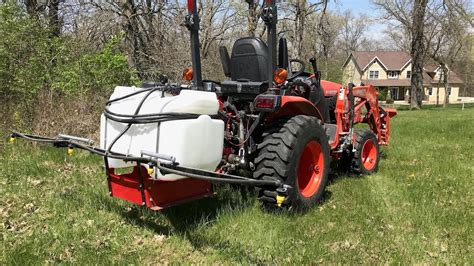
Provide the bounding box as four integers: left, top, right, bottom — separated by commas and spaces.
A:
409, 0, 428, 109
245, 0, 260, 37
278, 0, 329, 59
427, 0, 471, 107
374, 0, 427, 109
340, 10, 370, 57
198, 0, 237, 59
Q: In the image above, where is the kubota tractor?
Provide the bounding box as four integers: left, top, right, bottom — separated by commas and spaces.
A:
11, 0, 396, 211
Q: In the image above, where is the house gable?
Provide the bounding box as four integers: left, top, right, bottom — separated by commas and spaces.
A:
342, 56, 363, 85
400, 62, 412, 79
362, 60, 387, 80
362, 56, 389, 71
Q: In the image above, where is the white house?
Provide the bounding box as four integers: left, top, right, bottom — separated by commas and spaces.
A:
342, 51, 463, 103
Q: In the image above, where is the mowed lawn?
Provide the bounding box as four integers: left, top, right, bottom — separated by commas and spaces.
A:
1, 106, 473, 264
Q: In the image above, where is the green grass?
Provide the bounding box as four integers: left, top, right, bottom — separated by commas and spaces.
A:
2, 107, 473, 264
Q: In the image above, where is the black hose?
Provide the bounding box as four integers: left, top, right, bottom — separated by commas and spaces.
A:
103, 86, 221, 124
12, 131, 281, 187
105, 87, 163, 155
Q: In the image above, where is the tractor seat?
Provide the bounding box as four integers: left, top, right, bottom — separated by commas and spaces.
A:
229, 37, 268, 82
218, 37, 269, 99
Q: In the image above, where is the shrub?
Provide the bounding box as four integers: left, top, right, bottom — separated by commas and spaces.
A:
51, 36, 139, 96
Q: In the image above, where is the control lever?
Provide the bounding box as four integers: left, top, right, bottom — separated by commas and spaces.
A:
309, 57, 320, 82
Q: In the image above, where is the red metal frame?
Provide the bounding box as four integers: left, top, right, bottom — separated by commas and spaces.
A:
331, 84, 397, 148
297, 140, 324, 198
261, 83, 396, 150
108, 166, 213, 210
267, 96, 324, 123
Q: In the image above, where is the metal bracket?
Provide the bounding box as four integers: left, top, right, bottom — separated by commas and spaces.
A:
261, 6, 276, 25
58, 134, 93, 145
184, 14, 199, 31
141, 150, 176, 164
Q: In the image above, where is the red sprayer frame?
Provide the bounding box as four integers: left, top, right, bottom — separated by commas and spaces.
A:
107, 166, 213, 210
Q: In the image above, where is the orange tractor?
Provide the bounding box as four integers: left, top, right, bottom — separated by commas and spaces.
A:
12, 0, 396, 211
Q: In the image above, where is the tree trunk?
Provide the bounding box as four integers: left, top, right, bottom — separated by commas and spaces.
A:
294, 0, 306, 58
441, 64, 449, 108
246, 0, 258, 37
119, 0, 151, 78
436, 87, 439, 106
25, 0, 38, 18
409, 0, 428, 110
48, 0, 61, 38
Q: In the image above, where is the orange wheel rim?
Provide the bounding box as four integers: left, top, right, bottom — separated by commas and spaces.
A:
361, 139, 377, 171
297, 140, 324, 198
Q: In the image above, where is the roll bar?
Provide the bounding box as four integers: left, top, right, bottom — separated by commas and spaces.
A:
262, 0, 277, 88
186, 0, 279, 90
185, 0, 203, 89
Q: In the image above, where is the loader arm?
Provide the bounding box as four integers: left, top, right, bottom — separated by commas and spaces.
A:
352, 85, 396, 145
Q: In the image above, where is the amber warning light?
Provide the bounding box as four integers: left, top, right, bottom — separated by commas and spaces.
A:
182, 67, 193, 81
274, 68, 288, 84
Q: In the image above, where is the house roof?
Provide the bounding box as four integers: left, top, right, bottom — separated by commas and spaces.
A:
429, 70, 464, 84
344, 50, 464, 85
424, 59, 440, 72
347, 51, 412, 71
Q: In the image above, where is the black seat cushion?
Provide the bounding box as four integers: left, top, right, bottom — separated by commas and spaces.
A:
230, 37, 268, 82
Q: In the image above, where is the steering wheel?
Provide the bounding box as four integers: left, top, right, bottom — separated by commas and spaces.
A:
286, 79, 313, 101
287, 59, 306, 80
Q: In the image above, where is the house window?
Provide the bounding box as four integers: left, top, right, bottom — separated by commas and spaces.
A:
406, 71, 411, 79
369, 70, 379, 79
428, 87, 433, 96
388, 71, 398, 79
448, 87, 452, 96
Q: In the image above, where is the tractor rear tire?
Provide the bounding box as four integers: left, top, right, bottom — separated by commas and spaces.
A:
254, 115, 330, 211
350, 130, 380, 175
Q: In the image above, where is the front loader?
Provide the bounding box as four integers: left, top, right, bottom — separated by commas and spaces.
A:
10, 0, 396, 211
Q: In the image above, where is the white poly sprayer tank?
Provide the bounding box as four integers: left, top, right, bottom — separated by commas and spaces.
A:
99, 87, 224, 180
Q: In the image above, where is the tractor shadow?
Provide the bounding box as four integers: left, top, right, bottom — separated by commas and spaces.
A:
103, 185, 264, 262
104, 184, 256, 236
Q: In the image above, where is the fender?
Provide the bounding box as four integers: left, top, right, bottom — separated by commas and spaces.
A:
321, 80, 342, 97
266, 96, 324, 123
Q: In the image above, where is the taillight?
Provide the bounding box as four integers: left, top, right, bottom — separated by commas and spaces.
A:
254, 95, 281, 112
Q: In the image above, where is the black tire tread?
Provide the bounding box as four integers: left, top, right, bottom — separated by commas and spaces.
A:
254, 115, 330, 210
351, 129, 380, 175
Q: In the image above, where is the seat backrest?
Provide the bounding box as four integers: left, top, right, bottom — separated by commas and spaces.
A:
230, 37, 268, 82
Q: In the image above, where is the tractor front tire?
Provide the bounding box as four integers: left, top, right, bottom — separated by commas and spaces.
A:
350, 130, 381, 175
254, 115, 330, 211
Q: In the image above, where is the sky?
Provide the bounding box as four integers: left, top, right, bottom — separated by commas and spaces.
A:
329, 0, 381, 15
328, 0, 389, 40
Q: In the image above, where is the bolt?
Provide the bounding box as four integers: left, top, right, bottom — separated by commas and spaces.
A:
313, 165, 320, 174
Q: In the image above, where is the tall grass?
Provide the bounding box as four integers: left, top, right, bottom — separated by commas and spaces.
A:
1, 106, 473, 264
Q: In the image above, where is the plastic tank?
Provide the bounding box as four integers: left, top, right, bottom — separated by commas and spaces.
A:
100, 87, 224, 180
